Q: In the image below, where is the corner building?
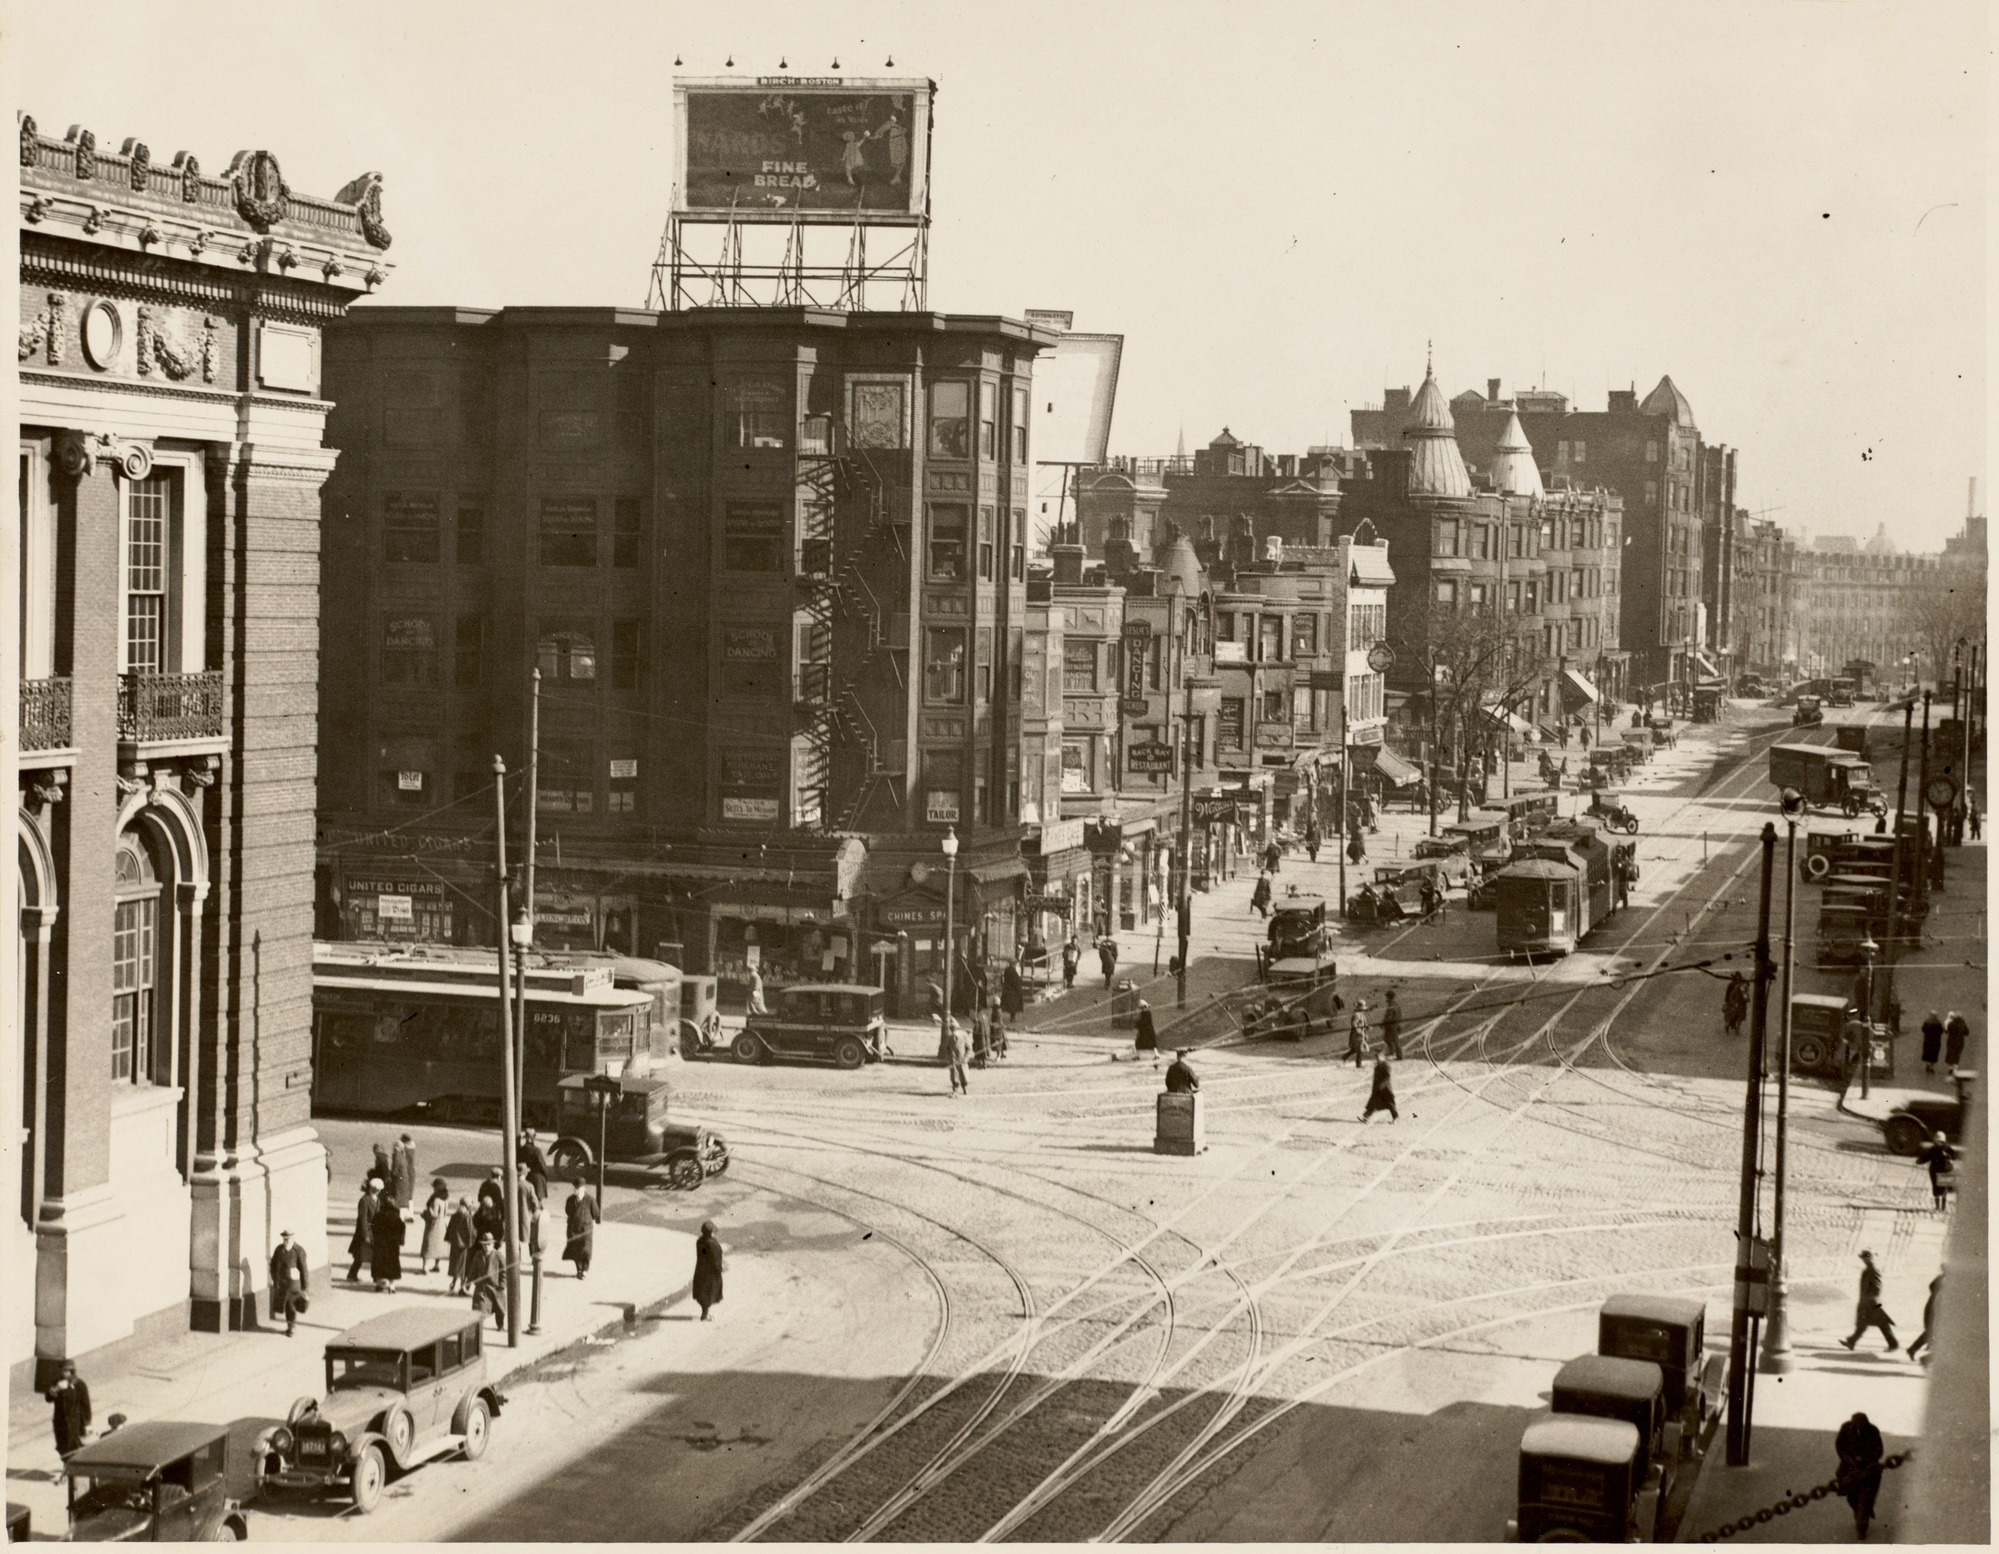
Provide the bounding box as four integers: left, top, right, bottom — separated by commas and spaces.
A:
14, 117, 392, 1378
318, 307, 1049, 1017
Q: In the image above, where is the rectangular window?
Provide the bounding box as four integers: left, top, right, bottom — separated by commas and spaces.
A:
111, 895, 156, 1083
1435, 579, 1458, 606
1060, 739, 1093, 794
1435, 519, 1459, 558
1009, 626, 1025, 702
611, 619, 642, 689
719, 624, 780, 697
1219, 697, 1245, 750
1215, 611, 1235, 642
1292, 613, 1318, 657
1524, 580, 1538, 613
1260, 615, 1283, 661
455, 505, 484, 566
976, 626, 994, 703
380, 768, 428, 808
1507, 580, 1521, 613
977, 505, 995, 581
1010, 508, 1026, 580
612, 499, 641, 568
125, 476, 170, 674
1556, 440, 1570, 461
454, 614, 483, 688
1469, 583, 1489, 612
1063, 640, 1098, 692
1645, 479, 1659, 507
928, 504, 968, 582
1011, 385, 1029, 463
538, 497, 598, 567
1571, 567, 1585, 599
925, 626, 967, 704
1149, 635, 1165, 690
928, 380, 970, 459
1293, 685, 1313, 728
383, 492, 440, 564
729, 380, 789, 449
1261, 688, 1286, 723
383, 617, 440, 685
979, 381, 997, 459
539, 623, 598, 682
1572, 440, 1586, 463
607, 756, 638, 814
538, 748, 595, 815
1509, 525, 1524, 559
1646, 439, 1659, 463
1472, 524, 1490, 561
722, 502, 784, 572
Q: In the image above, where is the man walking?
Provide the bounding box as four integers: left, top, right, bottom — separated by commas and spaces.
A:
1098, 935, 1119, 989
1346, 1000, 1371, 1068
1061, 935, 1080, 991
44, 1360, 91, 1461
1723, 972, 1750, 1039
1359, 1057, 1398, 1123
1907, 1274, 1943, 1360
945, 1015, 970, 1098
1380, 989, 1403, 1059
1263, 837, 1282, 875
347, 1176, 381, 1283
269, 1229, 309, 1337
1834, 1411, 1886, 1538
1840, 1250, 1899, 1352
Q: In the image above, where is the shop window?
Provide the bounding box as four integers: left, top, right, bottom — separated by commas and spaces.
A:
383, 492, 440, 564
613, 499, 642, 568
924, 626, 967, 704
928, 380, 970, 459
977, 505, 995, 581
976, 626, 994, 703
454, 615, 484, 688
455, 505, 484, 566
1060, 739, 1093, 794
723, 503, 785, 573
538, 625, 597, 682
611, 619, 642, 688
729, 380, 789, 449
111, 838, 160, 1084
538, 498, 597, 567
1063, 640, 1097, 693
979, 381, 997, 459
928, 504, 968, 582
1292, 614, 1317, 658
383, 617, 440, 685
1011, 385, 1029, 464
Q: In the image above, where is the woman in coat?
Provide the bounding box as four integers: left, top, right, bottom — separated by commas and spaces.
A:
370, 1191, 407, 1292
389, 1135, 417, 1209
1134, 1000, 1158, 1063
693, 1221, 725, 1320
445, 1197, 477, 1294
419, 1179, 452, 1274
347, 1178, 380, 1282
563, 1186, 599, 1280
1001, 961, 1024, 1023
1250, 872, 1273, 919
467, 1234, 506, 1328
1920, 1010, 1945, 1072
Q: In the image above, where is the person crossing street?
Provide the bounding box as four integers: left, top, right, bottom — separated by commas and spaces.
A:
1359, 1057, 1398, 1123
1723, 972, 1750, 1038
1380, 988, 1403, 1059
1346, 1000, 1371, 1068
1840, 1250, 1899, 1352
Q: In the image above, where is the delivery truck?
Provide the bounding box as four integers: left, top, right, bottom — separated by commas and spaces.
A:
1768, 744, 1883, 819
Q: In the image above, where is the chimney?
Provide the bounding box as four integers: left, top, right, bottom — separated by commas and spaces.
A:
1104, 536, 1138, 579
1487, 377, 1501, 404
1263, 534, 1283, 564
1607, 389, 1637, 413
1384, 387, 1411, 415
1051, 542, 1085, 586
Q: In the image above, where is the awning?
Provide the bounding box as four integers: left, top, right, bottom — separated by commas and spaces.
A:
968, 858, 1031, 890
1561, 668, 1601, 707
1481, 703, 1535, 737
1368, 747, 1423, 787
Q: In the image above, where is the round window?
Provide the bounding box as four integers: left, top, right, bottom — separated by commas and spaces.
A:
80, 300, 123, 371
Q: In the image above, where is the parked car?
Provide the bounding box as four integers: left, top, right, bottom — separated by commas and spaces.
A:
1583, 791, 1641, 835
1597, 1292, 1723, 1462
258, 1308, 506, 1513
547, 1072, 728, 1190
1410, 833, 1477, 887
1880, 1070, 1976, 1156
736, 983, 887, 1069
1505, 1416, 1660, 1543
64, 1421, 249, 1542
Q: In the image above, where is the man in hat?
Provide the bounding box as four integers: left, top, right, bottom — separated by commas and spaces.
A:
269, 1229, 309, 1337
347, 1177, 382, 1283
1164, 1050, 1199, 1094
43, 1359, 91, 1461
1834, 1411, 1886, 1538
1346, 1000, 1371, 1068
1380, 988, 1403, 1059
1840, 1250, 1899, 1352
1135, 999, 1159, 1064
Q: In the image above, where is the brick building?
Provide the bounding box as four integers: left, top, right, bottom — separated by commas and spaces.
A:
1797, 529, 1940, 682
315, 306, 1051, 1019
13, 118, 391, 1376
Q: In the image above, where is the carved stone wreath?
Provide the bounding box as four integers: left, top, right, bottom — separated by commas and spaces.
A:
69, 126, 95, 180
20, 114, 37, 168
334, 171, 392, 250
136, 305, 201, 381
228, 148, 289, 231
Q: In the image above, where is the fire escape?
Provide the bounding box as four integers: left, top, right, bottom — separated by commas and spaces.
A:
794, 422, 908, 833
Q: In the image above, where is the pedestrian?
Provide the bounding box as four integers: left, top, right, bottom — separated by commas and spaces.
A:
371, 1142, 392, 1187
989, 996, 1009, 1061
370, 1187, 406, 1293
1833, 1411, 1886, 1539
468, 1233, 506, 1329
1165, 1048, 1199, 1093
1907, 1275, 1943, 1360
1381, 989, 1403, 1059
971, 1002, 992, 1069
1969, 799, 1981, 840
1360, 1057, 1399, 1123
389, 1133, 416, 1209
1251, 871, 1273, 919
347, 1177, 381, 1282
1098, 936, 1119, 988
1580, 724, 1591, 750
43, 1360, 91, 1460
473, 1175, 505, 1246
1002, 960, 1024, 1024
563, 1184, 599, 1279
1347, 830, 1366, 868
945, 1015, 969, 1097
1306, 823, 1322, 863
1916, 1132, 1957, 1211
1840, 1250, 1899, 1352
269, 1229, 309, 1338
1723, 972, 1750, 1039
1347, 1001, 1371, 1068
519, 1128, 551, 1200
1264, 838, 1282, 875
747, 963, 768, 1016
693, 1221, 725, 1321
477, 1165, 505, 1214
1135, 999, 1159, 1064
445, 1197, 476, 1293
1360, 791, 1376, 832
1920, 1010, 1944, 1073
1061, 935, 1080, 991
419, 1179, 451, 1273
1420, 877, 1444, 925
1874, 811, 1888, 835
1944, 1009, 1970, 1070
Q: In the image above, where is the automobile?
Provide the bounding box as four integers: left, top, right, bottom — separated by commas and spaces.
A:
1550, 1354, 1669, 1481
736, 983, 887, 1069
1828, 678, 1856, 708
1484, 790, 1563, 836
1587, 746, 1632, 785
258, 1308, 507, 1513
1834, 724, 1871, 758
1505, 1415, 1659, 1543
1351, 861, 1445, 923
1249, 959, 1342, 1039
1597, 1292, 1724, 1461
546, 1072, 729, 1190
1263, 895, 1331, 968
1880, 1069, 1976, 1156
1793, 695, 1825, 728
1618, 728, 1653, 764
1799, 828, 1861, 882
1410, 833, 1477, 887
1583, 791, 1641, 835
64, 1421, 250, 1542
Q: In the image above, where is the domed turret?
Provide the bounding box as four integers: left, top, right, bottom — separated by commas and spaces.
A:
1404, 359, 1473, 500
1488, 409, 1544, 498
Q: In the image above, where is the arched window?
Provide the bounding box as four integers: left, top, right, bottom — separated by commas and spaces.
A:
112, 837, 160, 1084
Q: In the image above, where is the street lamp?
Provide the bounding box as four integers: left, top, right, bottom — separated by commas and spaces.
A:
508, 912, 541, 1335
940, 826, 959, 1047
1858, 934, 1880, 1099
1761, 786, 1805, 1374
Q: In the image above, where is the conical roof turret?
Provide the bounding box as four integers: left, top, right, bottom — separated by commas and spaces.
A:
1488, 409, 1544, 498
1159, 531, 1204, 598
1403, 360, 1472, 499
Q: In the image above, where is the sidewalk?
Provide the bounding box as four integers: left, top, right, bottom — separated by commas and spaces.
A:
5, 1216, 694, 1533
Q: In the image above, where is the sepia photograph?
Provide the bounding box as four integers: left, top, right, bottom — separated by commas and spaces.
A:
3, 1, 1986, 1542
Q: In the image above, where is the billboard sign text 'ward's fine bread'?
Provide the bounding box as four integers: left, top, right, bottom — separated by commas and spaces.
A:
676, 79, 932, 219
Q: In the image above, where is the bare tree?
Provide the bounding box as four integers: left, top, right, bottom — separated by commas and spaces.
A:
1394, 606, 1540, 834
1899, 574, 1985, 690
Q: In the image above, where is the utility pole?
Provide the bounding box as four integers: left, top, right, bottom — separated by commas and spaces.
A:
517, 667, 541, 1104
1913, 693, 1933, 915
1174, 678, 1195, 1008
1761, 796, 1804, 1372
1726, 822, 1777, 1465
491, 757, 522, 1349
1883, 702, 1914, 1021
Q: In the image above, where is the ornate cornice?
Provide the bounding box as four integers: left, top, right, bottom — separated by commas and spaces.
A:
21, 231, 364, 324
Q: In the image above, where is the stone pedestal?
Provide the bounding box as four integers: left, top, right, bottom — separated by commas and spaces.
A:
1155, 1091, 1204, 1156
189, 1127, 327, 1333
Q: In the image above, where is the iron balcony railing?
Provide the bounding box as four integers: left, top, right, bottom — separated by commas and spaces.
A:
20, 676, 73, 752
118, 671, 225, 742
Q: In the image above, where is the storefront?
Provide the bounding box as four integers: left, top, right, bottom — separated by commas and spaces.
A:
338, 874, 456, 944
1025, 817, 1092, 969
709, 896, 852, 997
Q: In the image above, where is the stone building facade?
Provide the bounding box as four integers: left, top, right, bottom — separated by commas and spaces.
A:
13, 116, 391, 1378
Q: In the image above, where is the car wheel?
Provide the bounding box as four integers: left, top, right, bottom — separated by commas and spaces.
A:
1804, 853, 1832, 882
680, 1021, 704, 1059
1792, 1034, 1830, 1073
550, 1141, 589, 1177
382, 1403, 416, 1467
1884, 1115, 1929, 1157
1844, 798, 1861, 818
732, 1032, 763, 1065
670, 1154, 705, 1191
1624, 817, 1640, 835
833, 1036, 866, 1070
350, 1443, 387, 1513
460, 1396, 490, 1460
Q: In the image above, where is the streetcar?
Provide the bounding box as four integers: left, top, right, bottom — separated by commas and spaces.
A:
1493, 821, 1633, 959
312, 943, 662, 1125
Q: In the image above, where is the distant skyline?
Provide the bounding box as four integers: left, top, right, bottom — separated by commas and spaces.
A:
15, 0, 1986, 548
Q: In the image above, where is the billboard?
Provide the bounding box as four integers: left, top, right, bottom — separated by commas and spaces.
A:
676, 78, 932, 220
1030, 328, 1123, 467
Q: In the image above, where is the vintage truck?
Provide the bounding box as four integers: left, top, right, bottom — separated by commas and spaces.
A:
1768, 743, 1883, 819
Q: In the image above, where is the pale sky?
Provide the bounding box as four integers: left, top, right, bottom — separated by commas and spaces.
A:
12, 0, 1987, 550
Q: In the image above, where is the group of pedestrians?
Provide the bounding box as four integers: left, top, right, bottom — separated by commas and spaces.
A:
1338, 988, 1403, 1123
1918, 1008, 1972, 1074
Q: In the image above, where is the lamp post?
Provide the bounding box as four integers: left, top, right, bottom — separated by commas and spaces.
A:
1761, 788, 1805, 1373
509, 912, 542, 1335
1858, 935, 1880, 1100
940, 826, 959, 1049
